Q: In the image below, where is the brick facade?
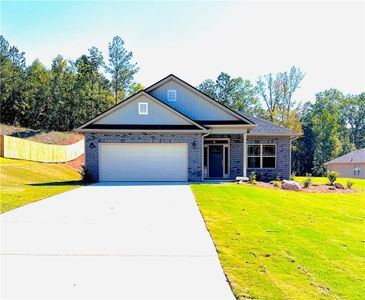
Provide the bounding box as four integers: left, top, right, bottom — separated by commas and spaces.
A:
84, 133, 291, 182
247, 136, 291, 180
84, 132, 203, 182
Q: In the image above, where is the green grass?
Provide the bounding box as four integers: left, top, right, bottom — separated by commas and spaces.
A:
0, 158, 83, 213
191, 183, 365, 299
296, 176, 365, 190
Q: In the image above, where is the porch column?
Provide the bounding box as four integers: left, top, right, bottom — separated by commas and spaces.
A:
243, 133, 247, 177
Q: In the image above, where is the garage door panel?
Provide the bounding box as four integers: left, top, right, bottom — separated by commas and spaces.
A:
99, 143, 188, 181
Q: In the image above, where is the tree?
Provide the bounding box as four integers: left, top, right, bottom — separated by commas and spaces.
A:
340, 93, 365, 149
0, 36, 26, 125
292, 89, 357, 176
73, 53, 113, 128
257, 66, 305, 130
106, 36, 139, 104
23, 59, 52, 128
198, 72, 263, 116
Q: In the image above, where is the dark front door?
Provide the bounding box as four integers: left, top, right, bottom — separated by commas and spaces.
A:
209, 145, 224, 178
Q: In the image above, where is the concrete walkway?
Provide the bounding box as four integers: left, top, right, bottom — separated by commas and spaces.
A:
1, 183, 234, 299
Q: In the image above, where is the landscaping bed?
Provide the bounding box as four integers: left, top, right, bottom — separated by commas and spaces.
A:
241, 181, 361, 193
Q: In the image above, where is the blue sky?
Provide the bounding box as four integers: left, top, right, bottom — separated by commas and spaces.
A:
1, 1, 364, 102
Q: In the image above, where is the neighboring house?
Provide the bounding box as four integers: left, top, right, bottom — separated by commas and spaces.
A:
324, 148, 365, 179
77, 74, 299, 182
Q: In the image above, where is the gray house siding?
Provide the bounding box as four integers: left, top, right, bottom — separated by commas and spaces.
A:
95, 95, 190, 125
85, 132, 203, 182
247, 136, 291, 180
149, 80, 238, 121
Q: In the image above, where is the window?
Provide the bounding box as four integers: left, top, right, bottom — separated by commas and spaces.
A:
354, 165, 361, 176
247, 144, 276, 169
262, 145, 276, 168
248, 145, 261, 168
138, 102, 148, 115
167, 90, 177, 102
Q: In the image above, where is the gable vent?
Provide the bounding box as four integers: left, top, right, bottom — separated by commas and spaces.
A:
167, 90, 177, 102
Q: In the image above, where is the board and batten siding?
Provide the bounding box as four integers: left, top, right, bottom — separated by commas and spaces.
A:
95, 95, 190, 125
150, 80, 238, 121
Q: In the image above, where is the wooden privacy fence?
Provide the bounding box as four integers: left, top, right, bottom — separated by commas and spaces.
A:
0, 135, 84, 163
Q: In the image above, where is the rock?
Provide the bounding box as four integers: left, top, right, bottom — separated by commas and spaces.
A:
334, 182, 345, 189
269, 181, 275, 185
281, 180, 301, 192
329, 186, 336, 190
236, 176, 249, 182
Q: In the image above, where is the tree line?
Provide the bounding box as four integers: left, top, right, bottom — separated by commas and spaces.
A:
0, 35, 141, 131
199, 72, 364, 176
0, 35, 364, 176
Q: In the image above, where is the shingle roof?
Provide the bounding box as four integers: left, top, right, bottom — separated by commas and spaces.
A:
239, 113, 299, 136
324, 148, 365, 165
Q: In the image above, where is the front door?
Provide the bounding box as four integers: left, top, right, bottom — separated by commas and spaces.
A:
209, 145, 224, 178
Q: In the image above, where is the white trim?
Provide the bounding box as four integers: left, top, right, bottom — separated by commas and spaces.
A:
201, 132, 210, 181
203, 138, 230, 179
247, 144, 277, 169
243, 133, 247, 177
138, 102, 148, 115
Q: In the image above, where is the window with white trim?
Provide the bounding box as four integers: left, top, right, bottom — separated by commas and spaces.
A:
354, 165, 360, 176
167, 89, 177, 102
138, 102, 148, 115
247, 144, 276, 169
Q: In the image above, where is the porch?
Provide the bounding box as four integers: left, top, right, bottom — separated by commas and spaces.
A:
203, 134, 247, 181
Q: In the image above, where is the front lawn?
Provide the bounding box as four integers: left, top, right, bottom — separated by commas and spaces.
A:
0, 158, 82, 213
191, 183, 365, 299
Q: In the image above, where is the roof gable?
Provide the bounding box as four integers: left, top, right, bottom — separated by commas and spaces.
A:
77, 91, 207, 132
146, 74, 254, 124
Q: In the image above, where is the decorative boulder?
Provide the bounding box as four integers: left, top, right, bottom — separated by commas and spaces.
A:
281, 180, 301, 192
236, 176, 249, 182
334, 182, 345, 189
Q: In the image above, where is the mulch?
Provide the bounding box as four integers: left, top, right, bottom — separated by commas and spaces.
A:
241, 181, 361, 193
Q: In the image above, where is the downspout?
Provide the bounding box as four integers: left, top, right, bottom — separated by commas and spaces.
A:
201, 131, 210, 181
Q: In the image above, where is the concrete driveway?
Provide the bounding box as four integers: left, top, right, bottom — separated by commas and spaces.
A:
1, 183, 234, 299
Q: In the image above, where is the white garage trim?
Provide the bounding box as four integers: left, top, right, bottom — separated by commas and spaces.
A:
99, 143, 188, 182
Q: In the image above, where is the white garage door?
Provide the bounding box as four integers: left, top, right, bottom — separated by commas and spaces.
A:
99, 143, 188, 181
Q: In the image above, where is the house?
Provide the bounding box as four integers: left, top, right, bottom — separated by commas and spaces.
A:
324, 148, 365, 179
77, 74, 299, 182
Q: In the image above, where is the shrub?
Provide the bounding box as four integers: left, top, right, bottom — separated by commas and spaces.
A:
273, 173, 280, 181
249, 171, 256, 182
79, 165, 92, 182
289, 172, 296, 181
303, 173, 312, 188
346, 180, 354, 189
273, 180, 281, 188
327, 171, 339, 185
251, 179, 258, 185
